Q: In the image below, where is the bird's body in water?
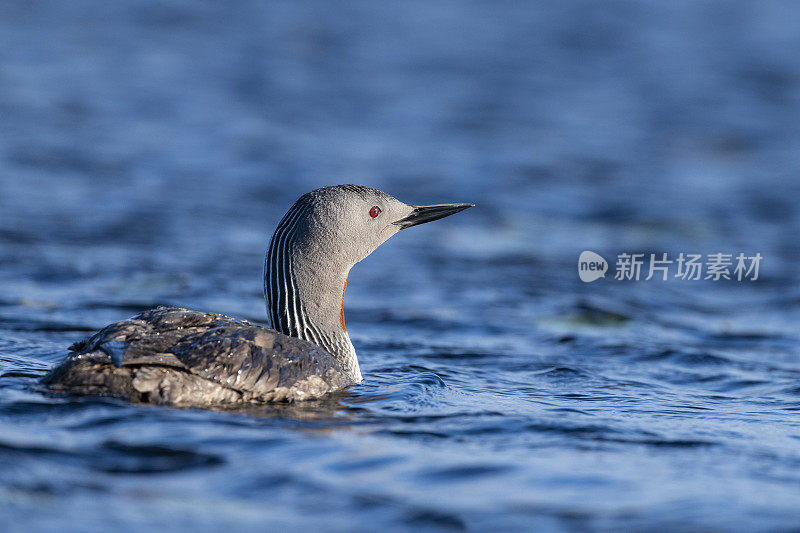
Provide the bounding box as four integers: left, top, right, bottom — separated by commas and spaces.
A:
44, 185, 472, 407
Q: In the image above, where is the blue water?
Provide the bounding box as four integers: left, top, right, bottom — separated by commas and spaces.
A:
2, 1, 800, 531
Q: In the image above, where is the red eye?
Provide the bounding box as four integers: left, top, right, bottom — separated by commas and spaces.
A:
369, 206, 381, 218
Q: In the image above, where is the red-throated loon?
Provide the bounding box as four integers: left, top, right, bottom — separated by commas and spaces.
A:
44, 185, 473, 407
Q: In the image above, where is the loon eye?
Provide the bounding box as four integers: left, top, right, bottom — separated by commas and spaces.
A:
369, 206, 381, 218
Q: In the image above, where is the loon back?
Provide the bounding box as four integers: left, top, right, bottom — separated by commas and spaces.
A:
44, 307, 354, 407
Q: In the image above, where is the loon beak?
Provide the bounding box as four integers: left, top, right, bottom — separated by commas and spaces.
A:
393, 203, 474, 230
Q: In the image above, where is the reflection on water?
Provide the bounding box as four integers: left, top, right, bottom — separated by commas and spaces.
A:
2, 0, 800, 531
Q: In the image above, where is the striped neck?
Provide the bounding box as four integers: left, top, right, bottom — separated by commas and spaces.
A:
263, 199, 362, 382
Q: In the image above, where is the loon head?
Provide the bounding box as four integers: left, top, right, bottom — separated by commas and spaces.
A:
264, 184, 473, 381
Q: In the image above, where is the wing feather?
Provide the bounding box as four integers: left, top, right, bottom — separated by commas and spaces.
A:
45, 306, 353, 406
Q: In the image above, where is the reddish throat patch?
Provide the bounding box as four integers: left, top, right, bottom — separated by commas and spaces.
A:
340, 276, 348, 332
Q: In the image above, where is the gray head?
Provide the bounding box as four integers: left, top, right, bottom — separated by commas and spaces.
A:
264, 184, 472, 382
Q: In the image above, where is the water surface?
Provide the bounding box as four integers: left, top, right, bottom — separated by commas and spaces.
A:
2, 1, 800, 531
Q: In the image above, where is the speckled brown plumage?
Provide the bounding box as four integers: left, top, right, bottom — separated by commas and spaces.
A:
44, 306, 355, 407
